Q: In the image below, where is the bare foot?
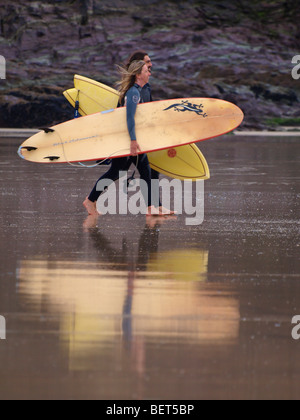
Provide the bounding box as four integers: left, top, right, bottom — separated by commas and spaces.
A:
159, 206, 177, 216
83, 197, 98, 216
146, 205, 162, 217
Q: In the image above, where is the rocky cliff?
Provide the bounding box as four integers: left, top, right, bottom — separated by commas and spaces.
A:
0, 0, 299, 129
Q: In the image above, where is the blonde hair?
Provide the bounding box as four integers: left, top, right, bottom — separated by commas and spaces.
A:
116, 60, 146, 105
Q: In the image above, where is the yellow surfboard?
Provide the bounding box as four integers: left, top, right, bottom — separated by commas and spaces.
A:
19, 97, 244, 170
64, 75, 119, 115
63, 75, 210, 180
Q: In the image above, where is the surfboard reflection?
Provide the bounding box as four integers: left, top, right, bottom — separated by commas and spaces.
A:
17, 221, 239, 372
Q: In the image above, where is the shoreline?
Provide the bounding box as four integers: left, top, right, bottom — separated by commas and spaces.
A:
0, 128, 300, 137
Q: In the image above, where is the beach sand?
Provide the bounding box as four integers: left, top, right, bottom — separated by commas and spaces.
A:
0, 132, 299, 400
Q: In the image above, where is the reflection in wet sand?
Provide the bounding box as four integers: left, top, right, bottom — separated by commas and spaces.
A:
17, 243, 239, 371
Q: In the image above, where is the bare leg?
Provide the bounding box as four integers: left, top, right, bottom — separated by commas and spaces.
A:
83, 197, 98, 216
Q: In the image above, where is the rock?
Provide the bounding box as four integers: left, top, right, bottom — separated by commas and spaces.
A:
0, 0, 299, 129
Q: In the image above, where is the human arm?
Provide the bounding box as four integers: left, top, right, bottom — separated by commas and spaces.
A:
126, 87, 141, 156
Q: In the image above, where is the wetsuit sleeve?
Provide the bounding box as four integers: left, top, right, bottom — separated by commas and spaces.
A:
126, 88, 140, 141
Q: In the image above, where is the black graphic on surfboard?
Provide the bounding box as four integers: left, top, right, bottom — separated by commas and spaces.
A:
164, 100, 208, 117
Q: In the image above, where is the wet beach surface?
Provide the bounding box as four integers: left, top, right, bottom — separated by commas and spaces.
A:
0, 134, 299, 400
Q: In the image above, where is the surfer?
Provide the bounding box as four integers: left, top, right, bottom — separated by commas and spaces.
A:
83, 60, 172, 217
124, 51, 163, 199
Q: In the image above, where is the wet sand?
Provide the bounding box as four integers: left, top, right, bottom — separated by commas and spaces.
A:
0, 133, 299, 400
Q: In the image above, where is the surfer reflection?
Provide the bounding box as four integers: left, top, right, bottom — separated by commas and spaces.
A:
85, 217, 163, 384
86, 218, 162, 271
83, 58, 174, 218
86, 218, 164, 338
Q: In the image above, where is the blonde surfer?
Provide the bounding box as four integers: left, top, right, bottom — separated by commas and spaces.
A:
83, 60, 172, 217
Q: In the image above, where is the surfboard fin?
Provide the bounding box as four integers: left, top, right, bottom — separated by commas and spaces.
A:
22, 146, 38, 152
44, 156, 60, 161
96, 159, 112, 166
40, 127, 55, 133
